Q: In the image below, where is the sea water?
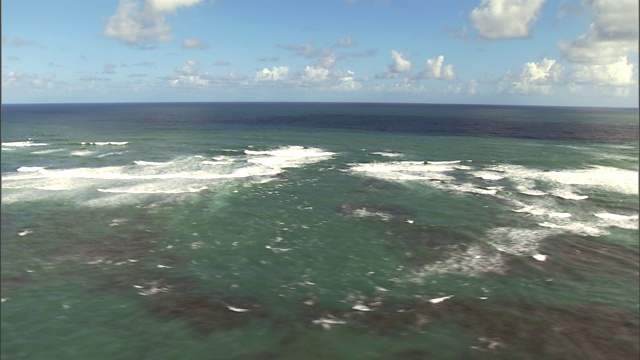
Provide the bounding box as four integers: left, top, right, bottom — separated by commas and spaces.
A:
1, 103, 638, 359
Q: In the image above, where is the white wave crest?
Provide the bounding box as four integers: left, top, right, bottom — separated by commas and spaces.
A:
348, 161, 462, 181
372, 152, 403, 158
134, 161, 173, 166
17, 166, 45, 172
2, 146, 335, 207
2, 141, 48, 147
245, 146, 335, 168
82, 141, 129, 146
594, 213, 639, 221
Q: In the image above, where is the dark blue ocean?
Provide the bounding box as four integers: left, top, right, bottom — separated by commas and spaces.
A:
2, 103, 639, 359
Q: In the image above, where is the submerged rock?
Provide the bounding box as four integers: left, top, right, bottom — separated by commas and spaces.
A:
385, 223, 475, 266
145, 290, 270, 334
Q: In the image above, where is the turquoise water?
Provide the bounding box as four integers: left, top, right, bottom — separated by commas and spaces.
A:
2, 103, 638, 359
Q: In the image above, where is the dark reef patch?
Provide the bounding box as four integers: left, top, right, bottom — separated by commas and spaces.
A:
506, 235, 640, 282
427, 298, 639, 360
385, 223, 475, 265
145, 291, 270, 334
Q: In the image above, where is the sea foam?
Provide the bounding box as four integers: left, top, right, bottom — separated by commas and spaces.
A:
2, 141, 48, 147
2, 145, 335, 207
17, 166, 46, 172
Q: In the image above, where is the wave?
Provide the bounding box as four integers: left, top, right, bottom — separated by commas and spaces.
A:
2, 141, 49, 147
487, 227, 557, 256
426, 160, 462, 165
2, 145, 336, 207
97, 152, 125, 158
245, 146, 336, 168
371, 152, 403, 158
542, 166, 639, 195
31, 149, 65, 155
17, 166, 46, 172
472, 171, 504, 181
134, 161, 174, 166
97, 186, 208, 194
348, 161, 463, 181
71, 150, 94, 157
81, 141, 129, 146
537, 221, 608, 236
594, 212, 639, 221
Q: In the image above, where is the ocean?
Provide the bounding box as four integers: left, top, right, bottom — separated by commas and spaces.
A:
1, 102, 638, 359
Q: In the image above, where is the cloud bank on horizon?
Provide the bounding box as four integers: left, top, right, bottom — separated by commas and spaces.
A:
2, 0, 638, 107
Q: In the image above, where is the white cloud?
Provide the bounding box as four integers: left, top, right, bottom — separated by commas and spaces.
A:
416, 55, 456, 80
2, 71, 55, 89
559, 0, 638, 64
427, 55, 456, 80
147, 0, 204, 12
182, 38, 209, 49
499, 57, 563, 94
386, 81, 427, 94
105, 0, 204, 45
571, 56, 635, 86
383, 50, 412, 78
470, 0, 546, 40
301, 66, 330, 83
467, 79, 478, 94
170, 60, 210, 86
333, 70, 362, 91
105, 0, 171, 44
254, 66, 289, 82
320, 52, 337, 70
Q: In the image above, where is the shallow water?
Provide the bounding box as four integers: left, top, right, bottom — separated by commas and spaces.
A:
2, 103, 638, 359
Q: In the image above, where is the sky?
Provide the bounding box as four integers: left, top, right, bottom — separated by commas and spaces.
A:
1, 0, 639, 107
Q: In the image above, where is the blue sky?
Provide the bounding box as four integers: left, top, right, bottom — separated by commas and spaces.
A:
2, 0, 638, 107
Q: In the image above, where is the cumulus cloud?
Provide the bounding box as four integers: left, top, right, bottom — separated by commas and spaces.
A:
382, 50, 412, 78
296, 65, 362, 91
426, 55, 456, 80
254, 66, 289, 82
182, 38, 209, 49
571, 56, 635, 86
499, 57, 563, 94
467, 79, 478, 94
559, 0, 638, 64
147, 0, 204, 12
169, 60, 210, 86
301, 66, 330, 83
105, 0, 204, 45
2, 71, 55, 89
333, 70, 362, 91
415, 55, 456, 80
470, 0, 546, 40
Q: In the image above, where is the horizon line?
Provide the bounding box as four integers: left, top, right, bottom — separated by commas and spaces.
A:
1, 100, 638, 110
